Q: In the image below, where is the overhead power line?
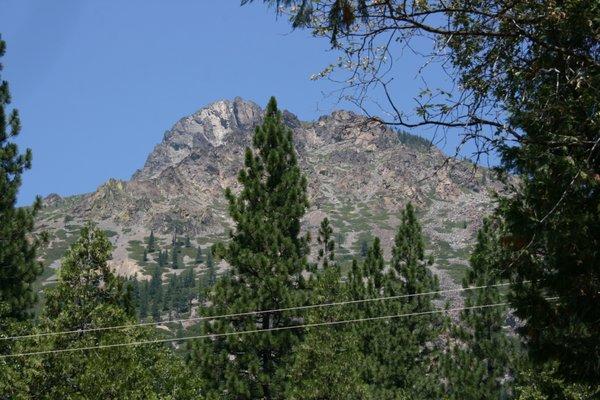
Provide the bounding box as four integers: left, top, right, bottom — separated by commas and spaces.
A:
0, 301, 517, 359
1, 282, 515, 342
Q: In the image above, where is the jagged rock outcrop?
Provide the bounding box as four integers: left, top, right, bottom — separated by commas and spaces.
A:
37, 97, 500, 289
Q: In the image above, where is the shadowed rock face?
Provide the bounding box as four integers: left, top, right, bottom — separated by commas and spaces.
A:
37, 97, 500, 288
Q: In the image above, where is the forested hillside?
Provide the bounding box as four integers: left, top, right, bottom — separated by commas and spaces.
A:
1, 0, 599, 398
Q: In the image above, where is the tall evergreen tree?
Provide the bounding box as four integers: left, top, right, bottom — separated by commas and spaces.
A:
192, 97, 310, 399
205, 250, 216, 286
349, 204, 443, 398
385, 202, 442, 398
148, 263, 163, 320
442, 219, 523, 399
147, 230, 155, 253
195, 246, 203, 264
171, 242, 179, 269
0, 36, 42, 323
498, 115, 600, 384
287, 218, 371, 399
34, 224, 199, 398
0, 37, 44, 397
347, 238, 394, 397
316, 217, 334, 270
391, 203, 438, 300
359, 239, 369, 258
158, 249, 167, 268
138, 280, 149, 320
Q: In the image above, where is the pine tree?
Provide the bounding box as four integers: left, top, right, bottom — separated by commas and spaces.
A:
171, 242, 179, 269
163, 274, 176, 314
288, 218, 371, 399
151, 298, 160, 322
349, 204, 443, 398
158, 249, 167, 268
348, 238, 395, 397
337, 232, 345, 249
391, 203, 439, 300
0, 36, 42, 323
148, 262, 163, 320
0, 37, 45, 397
195, 246, 203, 264
192, 97, 310, 399
206, 247, 216, 286
384, 202, 442, 398
138, 280, 149, 320
442, 219, 523, 399
35, 224, 198, 398
316, 217, 334, 270
142, 248, 148, 263
359, 239, 369, 258
147, 230, 156, 253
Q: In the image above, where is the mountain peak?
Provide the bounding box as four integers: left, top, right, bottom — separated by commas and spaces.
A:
133, 97, 264, 181
171, 97, 262, 147
36, 98, 498, 288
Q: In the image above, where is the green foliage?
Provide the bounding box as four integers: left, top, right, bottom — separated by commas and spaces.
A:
396, 129, 432, 150
490, 0, 600, 380
287, 221, 370, 399
497, 94, 600, 383
0, 35, 43, 323
205, 250, 216, 286
359, 238, 368, 258
390, 203, 438, 298
315, 217, 335, 271
171, 236, 180, 269
442, 219, 523, 399
150, 263, 164, 316
28, 224, 200, 398
162, 268, 196, 317
147, 230, 156, 253
515, 363, 599, 400
286, 218, 371, 399
0, 37, 45, 394
255, 0, 600, 386
126, 239, 147, 266
195, 246, 203, 264
192, 97, 310, 399
158, 249, 168, 268
346, 204, 443, 399
42, 224, 134, 328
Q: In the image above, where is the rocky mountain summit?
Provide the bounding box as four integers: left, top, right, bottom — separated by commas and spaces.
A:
36, 97, 500, 291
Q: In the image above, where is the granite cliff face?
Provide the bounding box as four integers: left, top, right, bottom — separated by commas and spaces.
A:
36, 97, 499, 290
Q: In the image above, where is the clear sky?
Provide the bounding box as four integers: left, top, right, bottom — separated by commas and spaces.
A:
2, 0, 463, 206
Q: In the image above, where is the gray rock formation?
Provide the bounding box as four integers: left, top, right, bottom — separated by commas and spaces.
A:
37, 97, 500, 292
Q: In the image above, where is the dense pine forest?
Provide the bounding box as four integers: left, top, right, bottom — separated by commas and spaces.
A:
1, 1, 599, 399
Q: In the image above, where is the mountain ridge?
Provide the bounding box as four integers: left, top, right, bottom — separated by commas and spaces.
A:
36, 97, 499, 292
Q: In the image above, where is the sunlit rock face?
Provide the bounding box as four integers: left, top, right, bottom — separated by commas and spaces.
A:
37, 97, 500, 289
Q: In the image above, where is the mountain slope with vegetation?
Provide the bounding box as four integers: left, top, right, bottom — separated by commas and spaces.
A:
36, 97, 500, 292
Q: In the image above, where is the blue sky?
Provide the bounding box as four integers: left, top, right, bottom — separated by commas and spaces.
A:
2, 0, 464, 205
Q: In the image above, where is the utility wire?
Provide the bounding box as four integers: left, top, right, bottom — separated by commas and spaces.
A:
0, 301, 519, 359
0, 282, 515, 342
